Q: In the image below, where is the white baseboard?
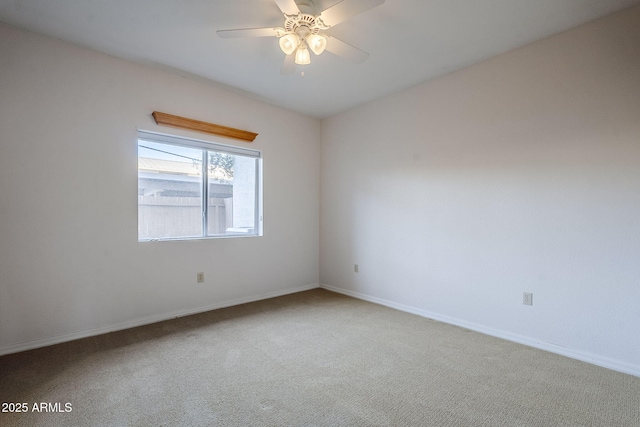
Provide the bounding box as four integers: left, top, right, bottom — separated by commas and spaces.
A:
320, 284, 640, 378
0, 283, 320, 356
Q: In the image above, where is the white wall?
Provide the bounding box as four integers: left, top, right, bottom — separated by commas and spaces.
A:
320, 6, 640, 376
0, 23, 320, 354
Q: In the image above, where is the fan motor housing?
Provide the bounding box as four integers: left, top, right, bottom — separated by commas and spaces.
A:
284, 13, 328, 35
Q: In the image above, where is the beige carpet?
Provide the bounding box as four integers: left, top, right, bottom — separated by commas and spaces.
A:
1, 288, 638, 426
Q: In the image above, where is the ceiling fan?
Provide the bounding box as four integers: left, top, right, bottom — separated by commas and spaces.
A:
217, 0, 385, 74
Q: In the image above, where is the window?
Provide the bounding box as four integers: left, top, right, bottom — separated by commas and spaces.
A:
137, 131, 262, 241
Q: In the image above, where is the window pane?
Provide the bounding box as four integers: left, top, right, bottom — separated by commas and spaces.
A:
137, 131, 262, 241
208, 153, 257, 236
138, 141, 203, 239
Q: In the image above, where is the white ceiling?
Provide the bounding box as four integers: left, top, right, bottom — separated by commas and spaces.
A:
1, 0, 639, 118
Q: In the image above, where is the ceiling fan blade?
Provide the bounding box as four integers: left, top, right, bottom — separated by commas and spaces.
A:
319, 0, 385, 27
324, 36, 369, 63
281, 54, 296, 74
274, 0, 301, 15
217, 27, 281, 38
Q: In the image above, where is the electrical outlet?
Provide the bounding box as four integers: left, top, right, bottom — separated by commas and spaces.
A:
523, 292, 533, 306
354, 264, 359, 273
197, 272, 204, 283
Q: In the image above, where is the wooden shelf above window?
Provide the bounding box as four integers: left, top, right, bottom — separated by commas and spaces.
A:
152, 111, 258, 143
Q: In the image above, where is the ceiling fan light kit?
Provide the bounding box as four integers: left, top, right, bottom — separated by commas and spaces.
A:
218, 0, 385, 73
277, 9, 328, 64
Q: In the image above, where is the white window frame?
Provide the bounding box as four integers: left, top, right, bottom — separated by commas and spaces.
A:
137, 130, 263, 242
